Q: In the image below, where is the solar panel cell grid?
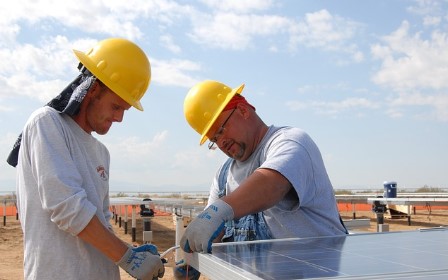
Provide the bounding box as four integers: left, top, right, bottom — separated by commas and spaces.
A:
194, 230, 448, 279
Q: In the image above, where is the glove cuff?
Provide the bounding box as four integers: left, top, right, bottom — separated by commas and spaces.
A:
212, 199, 234, 221
115, 246, 132, 266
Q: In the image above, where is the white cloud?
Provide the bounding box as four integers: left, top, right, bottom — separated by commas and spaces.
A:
1, 36, 78, 77
0, 0, 195, 41
290, 9, 363, 61
1, 73, 67, 102
372, 21, 448, 91
105, 131, 168, 161
152, 58, 202, 87
200, 0, 274, 13
0, 22, 20, 46
103, 131, 225, 190
352, 50, 365, 63
406, 0, 446, 17
189, 12, 292, 50
370, 19, 448, 122
0, 103, 13, 112
286, 97, 379, 116
0, 36, 96, 102
0, 30, 198, 102
172, 149, 202, 168
288, 83, 380, 115
160, 35, 182, 54
188, 5, 363, 62
0, 1, 140, 39
296, 83, 356, 96
389, 92, 448, 122
423, 16, 441, 26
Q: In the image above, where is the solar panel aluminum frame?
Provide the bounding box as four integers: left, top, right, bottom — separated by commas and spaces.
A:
187, 230, 448, 280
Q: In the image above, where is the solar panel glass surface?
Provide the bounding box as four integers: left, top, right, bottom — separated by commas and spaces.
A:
195, 229, 448, 279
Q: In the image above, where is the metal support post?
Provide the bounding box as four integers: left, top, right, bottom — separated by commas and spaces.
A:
131, 206, 136, 242
124, 206, 128, 234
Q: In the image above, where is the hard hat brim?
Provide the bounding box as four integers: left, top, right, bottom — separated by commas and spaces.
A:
199, 83, 245, 145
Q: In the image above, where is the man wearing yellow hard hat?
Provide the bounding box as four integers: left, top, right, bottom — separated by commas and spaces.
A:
9, 38, 164, 280
181, 80, 348, 253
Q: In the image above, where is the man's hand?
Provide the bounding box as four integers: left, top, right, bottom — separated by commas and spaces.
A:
180, 200, 234, 253
117, 245, 165, 280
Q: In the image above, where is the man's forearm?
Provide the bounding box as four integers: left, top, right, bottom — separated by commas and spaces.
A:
78, 215, 128, 262
224, 168, 291, 218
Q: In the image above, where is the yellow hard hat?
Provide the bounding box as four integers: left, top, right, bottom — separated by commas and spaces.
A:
73, 38, 151, 111
184, 80, 245, 145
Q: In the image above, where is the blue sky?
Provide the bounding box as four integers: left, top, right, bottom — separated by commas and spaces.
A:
0, 0, 447, 193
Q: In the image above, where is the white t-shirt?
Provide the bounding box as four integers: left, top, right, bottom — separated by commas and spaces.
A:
208, 126, 347, 238
16, 106, 120, 280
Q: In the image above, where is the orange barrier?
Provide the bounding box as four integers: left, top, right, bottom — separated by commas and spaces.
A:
3, 203, 447, 217
109, 205, 171, 217
338, 203, 371, 211
337, 203, 448, 211
0, 205, 17, 216
0, 205, 171, 217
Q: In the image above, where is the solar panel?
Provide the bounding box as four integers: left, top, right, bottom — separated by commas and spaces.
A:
188, 229, 448, 279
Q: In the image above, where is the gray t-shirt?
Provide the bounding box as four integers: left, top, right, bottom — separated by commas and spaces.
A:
208, 126, 346, 238
16, 106, 120, 279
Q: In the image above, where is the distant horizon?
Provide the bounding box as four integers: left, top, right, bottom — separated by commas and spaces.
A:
2, 185, 447, 196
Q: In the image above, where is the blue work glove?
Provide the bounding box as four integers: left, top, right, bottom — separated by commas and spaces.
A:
173, 259, 201, 280
180, 199, 234, 253
116, 245, 165, 280
132, 244, 159, 255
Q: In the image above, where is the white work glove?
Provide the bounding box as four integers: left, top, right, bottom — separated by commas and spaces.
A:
180, 200, 234, 253
117, 244, 165, 280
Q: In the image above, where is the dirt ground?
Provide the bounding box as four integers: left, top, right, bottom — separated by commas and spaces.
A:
1, 208, 447, 280
0, 211, 207, 280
